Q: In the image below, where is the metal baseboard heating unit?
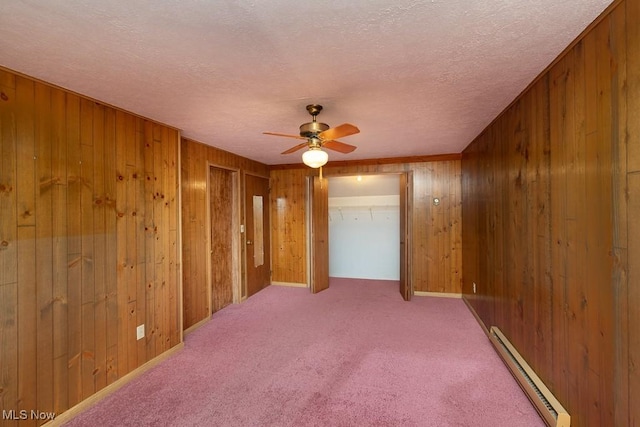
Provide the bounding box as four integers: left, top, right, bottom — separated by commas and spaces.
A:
489, 326, 570, 427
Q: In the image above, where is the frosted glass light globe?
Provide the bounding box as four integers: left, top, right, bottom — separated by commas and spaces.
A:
302, 148, 328, 168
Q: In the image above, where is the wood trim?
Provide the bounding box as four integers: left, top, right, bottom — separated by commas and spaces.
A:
177, 130, 184, 344
269, 153, 462, 170
44, 343, 184, 427
183, 317, 210, 336
242, 170, 270, 180
271, 281, 308, 288
205, 163, 213, 317
232, 171, 242, 303
414, 291, 462, 298
207, 162, 241, 173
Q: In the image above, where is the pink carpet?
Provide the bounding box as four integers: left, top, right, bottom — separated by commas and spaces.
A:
64, 278, 544, 426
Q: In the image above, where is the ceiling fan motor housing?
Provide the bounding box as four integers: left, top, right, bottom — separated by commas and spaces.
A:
299, 121, 329, 138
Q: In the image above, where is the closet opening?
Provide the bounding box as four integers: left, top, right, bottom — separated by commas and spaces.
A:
327, 174, 401, 282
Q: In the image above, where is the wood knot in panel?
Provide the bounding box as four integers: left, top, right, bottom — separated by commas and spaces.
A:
0, 92, 8, 101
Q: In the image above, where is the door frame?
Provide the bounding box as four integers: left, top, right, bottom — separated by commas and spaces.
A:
399, 171, 414, 301
308, 171, 413, 296
206, 163, 242, 309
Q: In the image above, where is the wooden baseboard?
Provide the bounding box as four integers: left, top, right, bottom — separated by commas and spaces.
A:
414, 291, 462, 298
271, 281, 308, 288
45, 343, 184, 426
184, 316, 211, 336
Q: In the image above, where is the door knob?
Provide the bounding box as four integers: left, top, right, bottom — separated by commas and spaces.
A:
246, 240, 253, 245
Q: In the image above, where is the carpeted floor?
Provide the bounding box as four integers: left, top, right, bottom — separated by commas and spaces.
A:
64, 278, 544, 426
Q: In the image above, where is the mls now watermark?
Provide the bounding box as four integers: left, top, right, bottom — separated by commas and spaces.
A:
3, 410, 56, 421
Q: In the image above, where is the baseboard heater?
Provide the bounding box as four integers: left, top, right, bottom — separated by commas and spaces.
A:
489, 326, 570, 427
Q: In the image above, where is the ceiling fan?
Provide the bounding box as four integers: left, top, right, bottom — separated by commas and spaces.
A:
263, 104, 360, 168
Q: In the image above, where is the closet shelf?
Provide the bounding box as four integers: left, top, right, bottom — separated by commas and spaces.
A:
328, 205, 399, 222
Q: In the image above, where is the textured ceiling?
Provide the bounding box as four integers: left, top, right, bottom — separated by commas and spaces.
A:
0, 0, 612, 165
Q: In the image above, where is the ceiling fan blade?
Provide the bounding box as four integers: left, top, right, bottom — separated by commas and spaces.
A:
322, 140, 357, 154
319, 123, 360, 142
281, 142, 309, 155
263, 131, 306, 140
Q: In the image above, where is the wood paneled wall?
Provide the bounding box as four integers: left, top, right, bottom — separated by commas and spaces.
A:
0, 68, 181, 425
461, 1, 637, 425
270, 168, 309, 284
180, 138, 269, 329
270, 159, 462, 293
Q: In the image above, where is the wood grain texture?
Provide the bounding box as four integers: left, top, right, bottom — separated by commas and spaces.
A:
245, 174, 271, 297
310, 176, 329, 294
0, 70, 18, 427
0, 66, 181, 425
461, 2, 634, 425
609, 5, 628, 426
180, 138, 269, 329
268, 160, 462, 293
270, 168, 308, 284
399, 172, 412, 301
209, 166, 233, 312
626, 0, 640, 426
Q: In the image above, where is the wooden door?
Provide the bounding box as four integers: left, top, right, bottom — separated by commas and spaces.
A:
309, 175, 329, 293
399, 172, 413, 301
209, 166, 234, 313
245, 174, 270, 297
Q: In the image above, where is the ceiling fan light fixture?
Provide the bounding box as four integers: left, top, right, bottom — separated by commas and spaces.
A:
302, 147, 328, 168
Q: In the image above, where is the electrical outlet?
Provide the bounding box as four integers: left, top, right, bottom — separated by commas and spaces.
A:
136, 324, 145, 341
473, 282, 477, 294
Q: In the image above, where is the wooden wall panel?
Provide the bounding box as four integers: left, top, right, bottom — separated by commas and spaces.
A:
269, 159, 462, 293
270, 168, 308, 284
461, 1, 635, 424
180, 138, 269, 330
626, 0, 639, 426
0, 67, 181, 425
0, 71, 19, 424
